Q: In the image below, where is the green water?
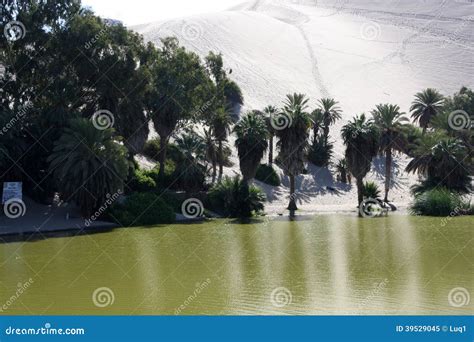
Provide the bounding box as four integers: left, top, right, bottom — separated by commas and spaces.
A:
0, 215, 472, 315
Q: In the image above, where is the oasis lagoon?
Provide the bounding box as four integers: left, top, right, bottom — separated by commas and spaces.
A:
0, 215, 472, 315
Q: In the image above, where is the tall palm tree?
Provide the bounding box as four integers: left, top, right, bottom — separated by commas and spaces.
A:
406, 136, 470, 193
212, 106, 233, 182
275, 93, 312, 218
310, 108, 324, 141
410, 88, 444, 134
263, 105, 278, 165
234, 112, 268, 184
341, 114, 380, 215
371, 103, 409, 202
318, 98, 342, 143
48, 119, 129, 216
203, 128, 218, 184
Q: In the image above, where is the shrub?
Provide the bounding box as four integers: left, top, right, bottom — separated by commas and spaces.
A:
255, 164, 280, 186
208, 176, 265, 218
142, 138, 183, 164
128, 169, 156, 193
410, 188, 470, 217
308, 136, 333, 167
362, 181, 381, 199
110, 192, 175, 226
145, 162, 176, 190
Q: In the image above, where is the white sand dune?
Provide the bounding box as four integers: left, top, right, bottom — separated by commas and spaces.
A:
133, 0, 474, 214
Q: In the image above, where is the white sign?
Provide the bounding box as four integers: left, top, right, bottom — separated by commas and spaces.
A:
2, 182, 22, 204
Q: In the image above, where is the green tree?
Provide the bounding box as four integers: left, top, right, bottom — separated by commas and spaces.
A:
406, 136, 470, 193
202, 128, 218, 183
212, 106, 233, 182
275, 94, 311, 218
263, 105, 278, 165
234, 112, 268, 183
318, 98, 342, 143
341, 114, 380, 215
410, 88, 444, 134
147, 37, 210, 180
371, 103, 409, 201
48, 119, 129, 216
310, 108, 324, 140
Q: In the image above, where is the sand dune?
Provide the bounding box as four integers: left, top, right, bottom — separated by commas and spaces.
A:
133, 0, 474, 213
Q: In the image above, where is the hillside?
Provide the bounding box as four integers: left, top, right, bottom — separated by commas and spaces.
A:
133, 0, 474, 213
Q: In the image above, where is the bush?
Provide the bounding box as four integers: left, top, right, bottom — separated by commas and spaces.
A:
110, 192, 175, 226
410, 188, 470, 217
208, 176, 265, 218
362, 181, 381, 199
255, 164, 280, 186
128, 169, 156, 193
142, 138, 183, 163
308, 136, 333, 167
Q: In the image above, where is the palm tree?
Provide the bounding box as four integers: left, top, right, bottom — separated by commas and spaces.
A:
263, 105, 278, 165
48, 119, 129, 216
410, 88, 444, 134
203, 128, 218, 183
336, 158, 350, 184
212, 106, 233, 182
341, 114, 380, 215
310, 108, 324, 141
371, 103, 409, 202
275, 93, 312, 218
406, 136, 470, 193
318, 98, 342, 143
234, 112, 268, 183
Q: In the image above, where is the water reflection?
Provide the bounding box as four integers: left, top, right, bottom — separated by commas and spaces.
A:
0, 216, 472, 315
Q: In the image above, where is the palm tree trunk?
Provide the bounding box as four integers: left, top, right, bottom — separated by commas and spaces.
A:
268, 135, 273, 166
158, 134, 169, 181
323, 126, 329, 145
288, 174, 297, 218
313, 125, 319, 142
384, 148, 392, 202
211, 161, 217, 184
218, 140, 223, 182
356, 176, 364, 217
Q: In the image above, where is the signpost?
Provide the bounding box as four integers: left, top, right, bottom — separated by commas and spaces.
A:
2, 182, 22, 204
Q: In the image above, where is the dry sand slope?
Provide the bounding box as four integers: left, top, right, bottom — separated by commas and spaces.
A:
133, 0, 474, 214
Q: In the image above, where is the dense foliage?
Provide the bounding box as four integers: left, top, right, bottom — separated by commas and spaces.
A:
255, 164, 281, 186
208, 176, 265, 219
410, 188, 471, 217
109, 192, 175, 226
